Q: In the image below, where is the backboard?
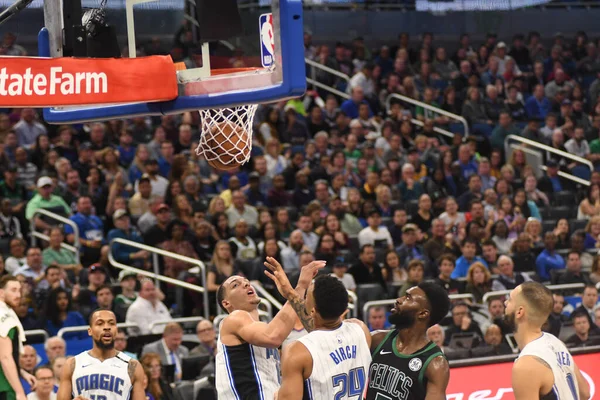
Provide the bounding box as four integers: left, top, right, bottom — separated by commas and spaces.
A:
38, 0, 305, 124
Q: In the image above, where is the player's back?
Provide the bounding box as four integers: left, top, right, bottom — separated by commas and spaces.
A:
297, 321, 371, 400
519, 332, 579, 400
215, 335, 281, 400
71, 351, 132, 400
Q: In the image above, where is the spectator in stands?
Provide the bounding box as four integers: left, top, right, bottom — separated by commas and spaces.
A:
558, 251, 591, 286
128, 175, 153, 218
565, 126, 590, 160
395, 224, 425, 269
14, 109, 47, 149
28, 366, 56, 400
566, 310, 595, 348
398, 260, 425, 297
64, 196, 104, 266
573, 284, 599, 326
547, 293, 569, 337
591, 256, 600, 285
571, 230, 593, 270
126, 279, 172, 335
141, 352, 175, 400
458, 175, 483, 211
207, 240, 238, 291
190, 320, 216, 358
26, 177, 71, 231
358, 210, 393, 251
438, 198, 465, 233
281, 230, 305, 273
553, 219, 571, 250
331, 261, 356, 292
578, 184, 600, 220
114, 329, 137, 360
96, 283, 115, 312
465, 262, 493, 304
14, 147, 37, 193
43, 287, 86, 340
341, 87, 372, 120
491, 255, 531, 291
142, 322, 189, 381
434, 254, 463, 295
108, 209, 149, 268
349, 244, 384, 288
34, 265, 64, 311
115, 270, 137, 307
44, 337, 65, 365
42, 227, 80, 278
296, 214, 318, 253
471, 324, 512, 357
228, 219, 257, 261
225, 190, 258, 229
584, 216, 600, 249
367, 306, 389, 331
451, 238, 487, 279
444, 302, 483, 346
0, 166, 27, 213
510, 233, 538, 272
15, 247, 46, 283
537, 159, 569, 194
5, 238, 26, 275
159, 219, 198, 278
398, 163, 424, 203
536, 232, 566, 281
525, 84, 551, 120
381, 251, 407, 285
423, 219, 446, 273
490, 112, 520, 150
141, 202, 171, 246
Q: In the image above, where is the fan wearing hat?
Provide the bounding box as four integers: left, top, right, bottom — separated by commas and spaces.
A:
115, 270, 138, 307
330, 260, 356, 292
73, 263, 109, 321
25, 177, 71, 230
537, 159, 572, 193
395, 224, 426, 269
134, 159, 169, 197
106, 209, 150, 267
358, 210, 394, 251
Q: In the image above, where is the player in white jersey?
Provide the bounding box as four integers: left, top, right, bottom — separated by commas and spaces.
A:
215, 257, 325, 400
504, 282, 590, 400
57, 309, 146, 400
276, 274, 372, 400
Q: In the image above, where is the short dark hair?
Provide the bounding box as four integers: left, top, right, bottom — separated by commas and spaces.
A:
88, 308, 117, 326
360, 244, 374, 254
462, 237, 478, 248
33, 365, 53, 377
571, 309, 589, 322
418, 281, 451, 327
438, 254, 456, 265
45, 264, 61, 275
481, 239, 497, 248
217, 284, 228, 313
95, 284, 113, 296
0, 276, 18, 289
312, 275, 348, 320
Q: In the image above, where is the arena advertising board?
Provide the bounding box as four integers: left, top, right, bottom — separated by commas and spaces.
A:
446, 353, 598, 400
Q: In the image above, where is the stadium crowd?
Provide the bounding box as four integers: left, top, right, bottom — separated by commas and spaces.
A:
1, 25, 600, 397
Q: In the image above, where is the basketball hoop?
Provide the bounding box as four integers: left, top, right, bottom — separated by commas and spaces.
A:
196, 103, 257, 169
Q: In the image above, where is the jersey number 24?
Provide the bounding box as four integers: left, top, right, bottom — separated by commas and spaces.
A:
332, 367, 366, 400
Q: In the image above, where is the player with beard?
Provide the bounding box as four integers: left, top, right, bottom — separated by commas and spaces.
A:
504, 282, 590, 400
0, 276, 36, 400
57, 309, 146, 400
365, 282, 451, 400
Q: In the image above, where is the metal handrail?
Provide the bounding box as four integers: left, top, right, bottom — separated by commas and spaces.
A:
506, 134, 593, 176
305, 57, 351, 100
306, 78, 350, 100
24, 330, 49, 342
305, 58, 351, 82
482, 283, 586, 304
362, 293, 474, 318
251, 281, 284, 311
57, 322, 139, 338
409, 117, 454, 138
108, 238, 209, 319
386, 93, 470, 136
30, 209, 80, 264
149, 317, 205, 332
541, 166, 591, 187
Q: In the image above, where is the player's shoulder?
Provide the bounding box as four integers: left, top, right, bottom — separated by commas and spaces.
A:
282, 340, 311, 363
514, 354, 552, 371
223, 310, 253, 326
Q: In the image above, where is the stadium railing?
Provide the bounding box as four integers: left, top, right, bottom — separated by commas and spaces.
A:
305, 57, 351, 100
482, 283, 586, 304
30, 209, 80, 265
24, 329, 49, 342
149, 316, 206, 332
108, 237, 209, 319
385, 93, 468, 137
506, 135, 592, 186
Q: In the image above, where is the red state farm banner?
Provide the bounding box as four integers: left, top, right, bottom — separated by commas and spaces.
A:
0, 55, 178, 107
446, 352, 599, 400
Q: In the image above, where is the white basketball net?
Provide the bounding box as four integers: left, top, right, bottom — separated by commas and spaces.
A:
196, 104, 258, 166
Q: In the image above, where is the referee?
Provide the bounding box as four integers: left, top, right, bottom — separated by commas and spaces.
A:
0, 276, 35, 400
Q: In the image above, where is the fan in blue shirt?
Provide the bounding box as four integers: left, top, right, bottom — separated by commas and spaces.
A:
451, 238, 488, 279
536, 232, 566, 281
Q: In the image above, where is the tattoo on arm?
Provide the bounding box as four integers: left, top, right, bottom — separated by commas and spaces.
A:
532, 356, 552, 370
128, 360, 138, 383
289, 295, 314, 333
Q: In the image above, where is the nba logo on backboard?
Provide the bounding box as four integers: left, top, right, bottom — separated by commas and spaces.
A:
260, 13, 275, 68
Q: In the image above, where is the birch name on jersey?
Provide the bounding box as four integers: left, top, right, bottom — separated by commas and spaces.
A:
330, 345, 358, 365
75, 373, 126, 396
368, 363, 413, 399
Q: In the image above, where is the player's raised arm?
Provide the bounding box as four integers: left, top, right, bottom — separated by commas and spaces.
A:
424, 355, 449, 400
345, 318, 372, 348
129, 359, 147, 400
264, 257, 326, 332
57, 357, 78, 400
277, 341, 312, 400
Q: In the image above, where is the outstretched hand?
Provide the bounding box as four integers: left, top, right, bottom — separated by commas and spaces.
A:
264, 257, 295, 299
297, 260, 327, 290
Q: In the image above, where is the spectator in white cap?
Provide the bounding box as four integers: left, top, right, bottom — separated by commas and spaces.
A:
25, 177, 71, 230
115, 270, 138, 307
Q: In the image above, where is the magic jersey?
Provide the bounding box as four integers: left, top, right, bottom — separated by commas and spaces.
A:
71, 351, 133, 400
518, 332, 580, 400
297, 322, 371, 400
